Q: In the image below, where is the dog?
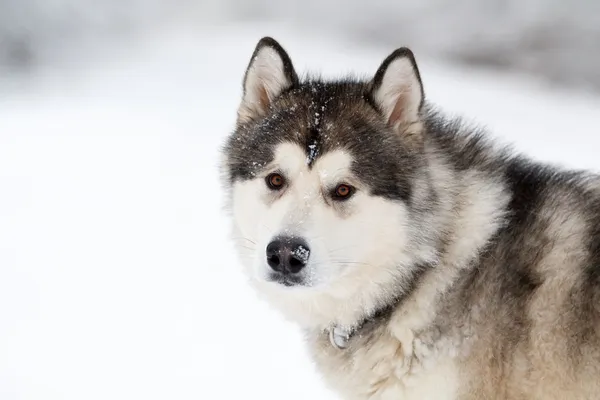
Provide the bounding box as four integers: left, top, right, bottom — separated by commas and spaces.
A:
220, 37, 600, 399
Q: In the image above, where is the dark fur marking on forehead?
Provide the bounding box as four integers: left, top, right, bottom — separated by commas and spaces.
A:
306, 128, 320, 167
305, 83, 328, 167
302, 80, 357, 168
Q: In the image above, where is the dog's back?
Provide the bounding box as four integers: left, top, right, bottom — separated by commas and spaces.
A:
453, 162, 600, 399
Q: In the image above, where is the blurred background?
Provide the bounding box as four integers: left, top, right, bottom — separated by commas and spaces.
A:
1, 1, 599, 400
1, 0, 600, 90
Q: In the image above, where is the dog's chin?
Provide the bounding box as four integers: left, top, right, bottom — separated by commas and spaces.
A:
266, 272, 308, 288
253, 274, 354, 329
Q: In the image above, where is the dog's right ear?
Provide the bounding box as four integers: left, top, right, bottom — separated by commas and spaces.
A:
370, 48, 424, 129
238, 37, 299, 124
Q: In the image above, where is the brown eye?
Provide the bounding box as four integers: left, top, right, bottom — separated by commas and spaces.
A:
266, 173, 285, 190
333, 184, 354, 200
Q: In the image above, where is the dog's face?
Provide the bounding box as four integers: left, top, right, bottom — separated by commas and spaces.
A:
222, 38, 429, 326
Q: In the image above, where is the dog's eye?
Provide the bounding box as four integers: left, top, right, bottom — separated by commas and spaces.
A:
266, 173, 285, 190
333, 184, 354, 200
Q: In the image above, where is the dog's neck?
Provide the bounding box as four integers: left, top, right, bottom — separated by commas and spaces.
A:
323, 141, 511, 348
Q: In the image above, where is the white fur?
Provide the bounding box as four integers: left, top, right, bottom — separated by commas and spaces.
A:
334, 352, 459, 400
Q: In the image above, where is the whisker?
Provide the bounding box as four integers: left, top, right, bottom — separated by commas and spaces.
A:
327, 245, 358, 254
310, 260, 378, 268
232, 237, 257, 245
260, 223, 275, 234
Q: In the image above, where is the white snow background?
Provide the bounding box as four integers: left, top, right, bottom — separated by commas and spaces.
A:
1, 24, 600, 399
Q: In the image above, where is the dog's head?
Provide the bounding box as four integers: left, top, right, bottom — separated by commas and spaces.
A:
221, 37, 434, 328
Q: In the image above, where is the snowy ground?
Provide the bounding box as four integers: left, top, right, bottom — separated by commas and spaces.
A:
1, 25, 600, 400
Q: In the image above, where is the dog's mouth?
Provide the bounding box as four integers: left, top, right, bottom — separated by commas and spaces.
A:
267, 272, 306, 287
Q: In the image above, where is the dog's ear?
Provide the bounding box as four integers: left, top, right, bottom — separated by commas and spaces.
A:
238, 37, 299, 124
370, 48, 424, 129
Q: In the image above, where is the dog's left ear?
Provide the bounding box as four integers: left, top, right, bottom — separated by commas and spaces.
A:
238, 37, 299, 124
370, 48, 424, 128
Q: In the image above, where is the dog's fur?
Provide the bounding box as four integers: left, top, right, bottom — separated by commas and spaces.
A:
220, 37, 600, 399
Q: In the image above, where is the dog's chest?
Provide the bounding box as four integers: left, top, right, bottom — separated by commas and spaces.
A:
307, 328, 459, 400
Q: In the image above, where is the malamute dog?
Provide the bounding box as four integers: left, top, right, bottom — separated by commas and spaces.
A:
220, 37, 600, 399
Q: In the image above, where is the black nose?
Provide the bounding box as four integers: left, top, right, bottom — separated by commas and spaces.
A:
266, 237, 310, 274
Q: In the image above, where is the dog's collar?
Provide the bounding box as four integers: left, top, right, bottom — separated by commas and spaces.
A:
328, 325, 355, 349
326, 303, 397, 350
